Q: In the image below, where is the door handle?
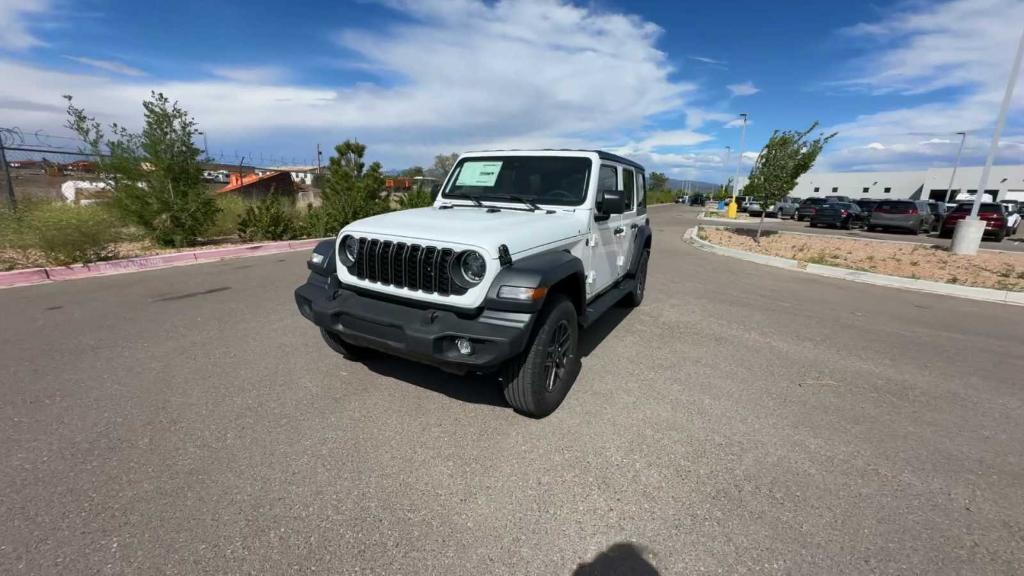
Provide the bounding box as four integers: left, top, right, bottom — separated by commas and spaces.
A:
614, 226, 625, 236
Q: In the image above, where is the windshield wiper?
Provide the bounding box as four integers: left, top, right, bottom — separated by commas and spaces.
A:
505, 195, 543, 211
444, 192, 483, 207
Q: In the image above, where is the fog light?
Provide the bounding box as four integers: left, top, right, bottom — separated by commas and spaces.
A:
310, 252, 325, 265
455, 337, 474, 356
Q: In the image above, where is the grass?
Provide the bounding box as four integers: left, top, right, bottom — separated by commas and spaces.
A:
1, 200, 124, 268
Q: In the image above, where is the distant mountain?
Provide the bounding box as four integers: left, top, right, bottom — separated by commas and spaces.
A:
667, 178, 720, 194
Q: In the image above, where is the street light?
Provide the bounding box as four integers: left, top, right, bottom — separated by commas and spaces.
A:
944, 131, 967, 203
951, 26, 1024, 255
729, 113, 748, 218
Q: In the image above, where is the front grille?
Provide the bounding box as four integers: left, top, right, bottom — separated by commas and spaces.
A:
350, 237, 466, 296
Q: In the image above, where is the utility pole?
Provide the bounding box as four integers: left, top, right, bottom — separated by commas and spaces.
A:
952, 26, 1024, 255
317, 144, 322, 175
0, 133, 15, 210
723, 146, 731, 201
945, 131, 967, 203
729, 113, 748, 218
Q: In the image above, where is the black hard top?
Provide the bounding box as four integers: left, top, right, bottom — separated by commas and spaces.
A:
465, 149, 645, 171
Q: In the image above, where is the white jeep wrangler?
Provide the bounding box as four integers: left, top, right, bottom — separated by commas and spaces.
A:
295, 150, 652, 417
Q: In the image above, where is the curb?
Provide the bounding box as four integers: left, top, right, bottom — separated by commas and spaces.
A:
0, 237, 329, 289
685, 226, 1024, 306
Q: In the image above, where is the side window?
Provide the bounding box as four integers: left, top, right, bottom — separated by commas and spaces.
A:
638, 172, 646, 208
622, 167, 635, 211
599, 165, 617, 192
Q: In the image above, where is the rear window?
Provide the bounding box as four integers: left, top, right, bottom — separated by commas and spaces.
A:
952, 203, 1002, 213
802, 198, 828, 205
875, 201, 915, 212
856, 201, 877, 210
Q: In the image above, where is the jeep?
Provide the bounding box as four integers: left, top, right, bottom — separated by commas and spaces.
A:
294, 150, 652, 417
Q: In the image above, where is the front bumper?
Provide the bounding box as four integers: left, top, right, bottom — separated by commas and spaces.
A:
294, 274, 535, 373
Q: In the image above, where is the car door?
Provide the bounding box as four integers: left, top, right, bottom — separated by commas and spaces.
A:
588, 164, 621, 298
617, 166, 639, 277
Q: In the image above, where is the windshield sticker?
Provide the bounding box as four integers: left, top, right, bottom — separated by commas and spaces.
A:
455, 161, 503, 187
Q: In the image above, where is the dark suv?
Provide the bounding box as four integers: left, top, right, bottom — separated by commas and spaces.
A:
796, 197, 829, 221
864, 200, 934, 234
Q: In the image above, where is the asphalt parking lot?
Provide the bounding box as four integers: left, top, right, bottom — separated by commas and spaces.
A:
709, 208, 1024, 253
2, 205, 1022, 574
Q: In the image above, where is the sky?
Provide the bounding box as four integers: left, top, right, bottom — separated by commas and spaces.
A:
1, 0, 1023, 181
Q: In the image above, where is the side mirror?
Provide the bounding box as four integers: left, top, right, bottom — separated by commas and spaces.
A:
597, 189, 625, 216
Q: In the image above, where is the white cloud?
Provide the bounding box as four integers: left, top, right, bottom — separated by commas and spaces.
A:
687, 55, 727, 67
726, 81, 759, 97
821, 0, 1024, 172
0, 0, 50, 50
0, 0, 709, 169
210, 66, 287, 84
63, 55, 146, 77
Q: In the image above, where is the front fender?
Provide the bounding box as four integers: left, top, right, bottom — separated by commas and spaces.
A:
484, 250, 585, 313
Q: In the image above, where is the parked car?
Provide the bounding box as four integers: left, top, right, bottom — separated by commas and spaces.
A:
772, 197, 801, 219
688, 193, 707, 206
864, 200, 934, 234
939, 203, 1010, 241
746, 200, 764, 217
674, 196, 688, 204
926, 201, 949, 232
734, 195, 751, 212
809, 202, 864, 229
1006, 203, 1022, 236
796, 197, 829, 221
855, 199, 879, 217
825, 195, 854, 203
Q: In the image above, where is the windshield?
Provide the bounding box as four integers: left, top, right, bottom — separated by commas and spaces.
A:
441, 156, 591, 207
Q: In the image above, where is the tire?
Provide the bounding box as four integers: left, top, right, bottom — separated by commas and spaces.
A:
320, 328, 368, 360
939, 229, 952, 239
843, 219, 852, 230
913, 223, 922, 235
993, 230, 1005, 243
501, 295, 580, 418
809, 222, 817, 228
624, 249, 649, 307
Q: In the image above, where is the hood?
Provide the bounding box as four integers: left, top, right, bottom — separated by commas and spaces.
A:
344, 206, 588, 257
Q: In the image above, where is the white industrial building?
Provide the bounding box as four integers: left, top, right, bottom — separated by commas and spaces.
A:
787, 165, 1024, 204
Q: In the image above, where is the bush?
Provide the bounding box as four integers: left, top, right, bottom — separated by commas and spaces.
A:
647, 188, 675, 205
237, 193, 297, 242
2, 201, 122, 266
398, 188, 433, 210
209, 194, 248, 238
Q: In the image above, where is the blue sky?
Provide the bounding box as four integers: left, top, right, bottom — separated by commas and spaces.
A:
1, 0, 1023, 180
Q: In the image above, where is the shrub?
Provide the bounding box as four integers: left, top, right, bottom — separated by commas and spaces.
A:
209, 194, 248, 238
237, 193, 296, 241
398, 188, 433, 210
647, 188, 675, 205
9, 202, 122, 265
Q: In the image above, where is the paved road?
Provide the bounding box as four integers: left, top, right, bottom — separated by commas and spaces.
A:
698, 208, 1024, 252
2, 205, 1022, 574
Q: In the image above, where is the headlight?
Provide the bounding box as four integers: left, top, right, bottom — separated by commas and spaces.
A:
453, 250, 486, 288
340, 235, 360, 266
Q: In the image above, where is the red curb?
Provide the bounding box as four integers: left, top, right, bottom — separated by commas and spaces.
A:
0, 267, 50, 287
1, 237, 331, 289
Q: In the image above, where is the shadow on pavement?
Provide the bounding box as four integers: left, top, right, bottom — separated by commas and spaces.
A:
356, 300, 635, 408
359, 353, 507, 407
573, 542, 659, 575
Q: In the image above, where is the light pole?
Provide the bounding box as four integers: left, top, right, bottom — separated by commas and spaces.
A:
729, 113, 748, 218
952, 26, 1024, 255
944, 131, 967, 203
723, 145, 731, 200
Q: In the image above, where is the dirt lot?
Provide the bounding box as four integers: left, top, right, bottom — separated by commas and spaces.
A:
702, 226, 1024, 292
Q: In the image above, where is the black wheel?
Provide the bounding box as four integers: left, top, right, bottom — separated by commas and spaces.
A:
993, 230, 1006, 242
843, 219, 853, 230
939, 229, 952, 239
913, 222, 922, 235
501, 295, 580, 418
624, 249, 649, 307
809, 222, 817, 228
320, 328, 367, 360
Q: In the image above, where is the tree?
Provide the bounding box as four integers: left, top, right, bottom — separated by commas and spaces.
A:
648, 171, 670, 192
65, 92, 218, 247
400, 166, 425, 178
313, 140, 388, 232
427, 152, 459, 179
745, 121, 836, 241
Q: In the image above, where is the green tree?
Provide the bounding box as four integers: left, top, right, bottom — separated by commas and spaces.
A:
648, 171, 670, 192
64, 92, 218, 247
236, 190, 296, 241
313, 140, 388, 232
400, 165, 425, 178
745, 121, 836, 240
427, 152, 459, 179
